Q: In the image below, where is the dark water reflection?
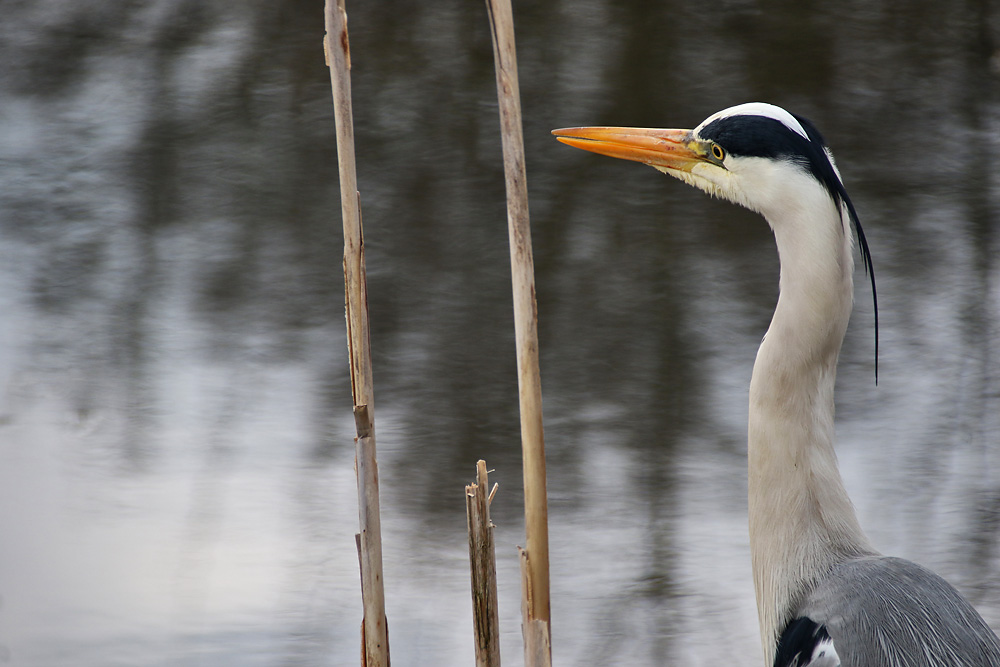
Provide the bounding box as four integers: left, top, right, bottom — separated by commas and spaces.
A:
1, 1, 999, 665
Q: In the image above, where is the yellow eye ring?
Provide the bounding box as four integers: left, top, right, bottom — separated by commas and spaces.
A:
711, 143, 725, 161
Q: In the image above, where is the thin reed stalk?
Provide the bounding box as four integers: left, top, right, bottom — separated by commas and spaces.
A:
324, 2, 389, 665
484, 0, 552, 663
467, 460, 502, 667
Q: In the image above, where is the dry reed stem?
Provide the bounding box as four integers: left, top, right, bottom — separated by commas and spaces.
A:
519, 548, 552, 666
324, 1, 388, 664
467, 460, 502, 667
484, 0, 552, 663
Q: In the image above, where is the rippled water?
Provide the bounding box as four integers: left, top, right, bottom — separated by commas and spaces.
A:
1, 1, 999, 665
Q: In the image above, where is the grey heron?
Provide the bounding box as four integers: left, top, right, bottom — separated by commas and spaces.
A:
552, 103, 1000, 667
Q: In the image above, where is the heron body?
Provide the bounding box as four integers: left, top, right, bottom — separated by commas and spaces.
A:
553, 103, 1000, 666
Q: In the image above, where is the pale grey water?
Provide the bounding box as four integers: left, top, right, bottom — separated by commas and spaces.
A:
1, 1, 999, 665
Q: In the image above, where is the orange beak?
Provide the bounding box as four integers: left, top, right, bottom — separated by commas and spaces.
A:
551, 126, 712, 172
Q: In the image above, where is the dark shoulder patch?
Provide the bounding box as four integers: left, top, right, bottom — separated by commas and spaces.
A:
774, 617, 833, 667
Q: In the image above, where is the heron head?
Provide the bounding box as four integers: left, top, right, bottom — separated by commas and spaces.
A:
552, 102, 848, 220
553, 102, 878, 381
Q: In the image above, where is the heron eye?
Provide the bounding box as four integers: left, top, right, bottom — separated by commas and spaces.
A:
712, 143, 726, 161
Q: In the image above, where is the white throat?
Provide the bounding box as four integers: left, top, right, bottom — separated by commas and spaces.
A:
746, 172, 876, 662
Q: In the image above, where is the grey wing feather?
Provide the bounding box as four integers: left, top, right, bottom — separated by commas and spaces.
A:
798, 556, 1000, 667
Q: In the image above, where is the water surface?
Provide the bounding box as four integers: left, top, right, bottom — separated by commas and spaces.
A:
1, 1, 999, 665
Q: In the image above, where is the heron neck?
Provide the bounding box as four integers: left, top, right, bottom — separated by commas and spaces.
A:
748, 198, 875, 661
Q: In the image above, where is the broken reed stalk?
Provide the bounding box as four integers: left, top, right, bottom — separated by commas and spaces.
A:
484, 0, 552, 663
519, 547, 551, 666
466, 460, 502, 667
324, 1, 389, 665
